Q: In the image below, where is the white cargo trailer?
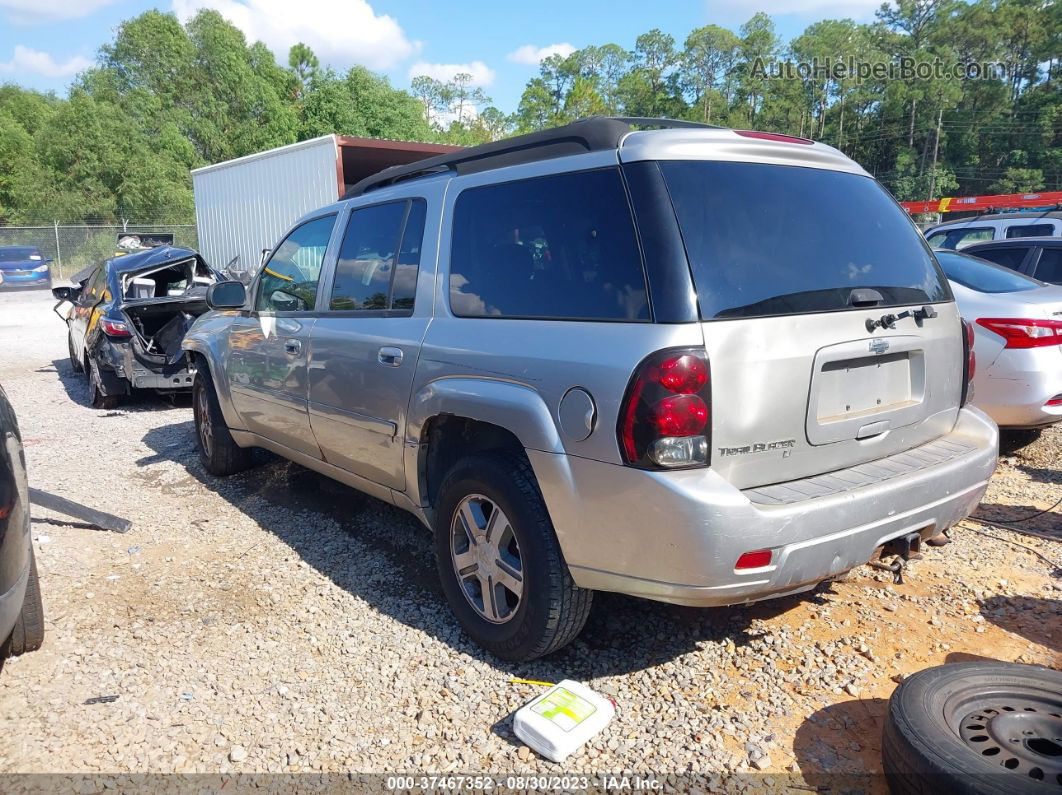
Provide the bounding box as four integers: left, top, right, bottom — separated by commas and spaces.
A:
192, 134, 458, 274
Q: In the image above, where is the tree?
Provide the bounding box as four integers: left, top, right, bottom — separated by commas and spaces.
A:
680, 25, 741, 123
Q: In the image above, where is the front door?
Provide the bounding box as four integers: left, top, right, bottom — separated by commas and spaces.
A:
308, 199, 430, 490
228, 214, 338, 458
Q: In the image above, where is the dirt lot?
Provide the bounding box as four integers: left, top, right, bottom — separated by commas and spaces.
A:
0, 287, 1058, 784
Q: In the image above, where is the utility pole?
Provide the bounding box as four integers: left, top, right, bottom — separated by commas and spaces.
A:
927, 104, 943, 201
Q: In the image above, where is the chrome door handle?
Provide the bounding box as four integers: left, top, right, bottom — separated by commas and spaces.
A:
284, 339, 302, 355
378, 346, 403, 367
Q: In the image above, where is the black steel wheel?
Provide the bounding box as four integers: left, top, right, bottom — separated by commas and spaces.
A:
883, 662, 1062, 794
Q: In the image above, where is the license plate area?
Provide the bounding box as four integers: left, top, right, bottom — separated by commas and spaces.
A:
807, 336, 927, 445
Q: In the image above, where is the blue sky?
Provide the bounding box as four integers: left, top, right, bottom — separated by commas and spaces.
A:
0, 0, 885, 113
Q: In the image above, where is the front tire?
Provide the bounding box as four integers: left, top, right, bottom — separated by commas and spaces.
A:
193, 366, 252, 476
433, 452, 592, 661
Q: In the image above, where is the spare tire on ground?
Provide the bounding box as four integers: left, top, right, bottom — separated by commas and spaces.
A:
883, 661, 1062, 794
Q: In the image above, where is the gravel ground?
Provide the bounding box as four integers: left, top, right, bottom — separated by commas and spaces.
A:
0, 288, 1058, 783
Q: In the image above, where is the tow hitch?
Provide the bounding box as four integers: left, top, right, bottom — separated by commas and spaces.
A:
870, 531, 924, 584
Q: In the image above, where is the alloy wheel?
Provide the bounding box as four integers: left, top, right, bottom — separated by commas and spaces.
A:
450, 494, 523, 624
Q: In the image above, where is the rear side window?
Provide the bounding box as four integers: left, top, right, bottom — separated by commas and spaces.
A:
660, 161, 949, 320
330, 199, 427, 312
971, 246, 1029, 272
925, 227, 994, 250
449, 168, 649, 321
935, 251, 1041, 293
1006, 223, 1054, 238
1034, 249, 1062, 284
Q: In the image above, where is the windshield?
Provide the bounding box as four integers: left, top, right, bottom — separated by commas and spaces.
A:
0, 247, 42, 263
660, 161, 949, 320
935, 250, 1042, 293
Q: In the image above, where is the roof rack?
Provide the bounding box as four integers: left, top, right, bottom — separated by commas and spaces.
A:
344, 116, 718, 198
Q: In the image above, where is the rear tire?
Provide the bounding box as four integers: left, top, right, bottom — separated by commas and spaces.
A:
193, 365, 252, 476
86, 357, 119, 410
7, 549, 44, 657
433, 452, 592, 661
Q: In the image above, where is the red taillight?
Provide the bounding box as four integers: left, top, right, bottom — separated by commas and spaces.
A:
736, 549, 773, 570
975, 317, 1062, 349
619, 348, 711, 469
734, 130, 814, 145
1046, 394, 1062, 407
100, 318, 130, 337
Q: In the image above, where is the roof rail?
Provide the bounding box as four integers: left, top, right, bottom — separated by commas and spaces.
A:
343, 116, 717, 198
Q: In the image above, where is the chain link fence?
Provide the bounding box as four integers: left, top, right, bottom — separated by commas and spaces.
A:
0, 224, 198, 281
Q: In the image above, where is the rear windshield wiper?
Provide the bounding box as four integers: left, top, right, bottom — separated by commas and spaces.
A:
866, 305, 938, 332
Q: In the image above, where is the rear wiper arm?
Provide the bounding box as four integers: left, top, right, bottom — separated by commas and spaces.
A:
866, 305, 938, 333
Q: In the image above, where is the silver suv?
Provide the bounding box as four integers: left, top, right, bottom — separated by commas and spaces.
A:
184, 118, 998, 661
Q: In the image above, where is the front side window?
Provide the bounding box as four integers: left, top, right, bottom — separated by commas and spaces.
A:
1033, 248, 1062, 284
449, 168, 650, 321
661, 161, 949, 319
256, 215, 337, 312
329, 199, 426, 311
1006, 223, 1055, 239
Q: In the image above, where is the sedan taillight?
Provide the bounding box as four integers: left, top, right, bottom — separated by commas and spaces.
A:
100, 318, 131, 337
975, 317, 1062, 349
619, 348, 711, 469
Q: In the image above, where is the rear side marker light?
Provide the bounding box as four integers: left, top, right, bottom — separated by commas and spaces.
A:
736, 549, 773, 570
960, 318, 976, 407
975, 317, 1062, 349
735, 130, 814, 145
100, 318, 131, 337
1046, 394, 1062, 407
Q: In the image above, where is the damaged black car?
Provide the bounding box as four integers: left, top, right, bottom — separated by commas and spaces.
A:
52, 246, 220, 409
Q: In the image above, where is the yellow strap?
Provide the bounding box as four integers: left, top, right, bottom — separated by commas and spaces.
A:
509, 678, 555, 687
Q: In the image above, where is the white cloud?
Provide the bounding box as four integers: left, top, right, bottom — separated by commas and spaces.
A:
172, 0, 418, 71
0, 45, 91, 78
507, 43, 576, 66
407, 60, 494, 87
0, 0, 115, 23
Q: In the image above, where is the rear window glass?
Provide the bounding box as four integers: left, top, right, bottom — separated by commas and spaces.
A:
449, 168, 650, 321
969, 246, 1028, 272
1006, 223, 1054, 238
660, 161, 949, 320
935, 250, 1041, 293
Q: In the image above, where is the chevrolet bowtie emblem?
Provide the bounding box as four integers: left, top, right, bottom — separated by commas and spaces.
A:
869, 339, 890, 354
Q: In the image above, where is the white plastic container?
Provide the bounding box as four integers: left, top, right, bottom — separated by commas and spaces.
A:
513, 680, 615, 763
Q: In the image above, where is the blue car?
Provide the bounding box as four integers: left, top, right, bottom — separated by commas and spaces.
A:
0, 246, 53, 290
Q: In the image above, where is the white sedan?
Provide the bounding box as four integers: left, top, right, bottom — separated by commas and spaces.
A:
936, 249, 1062, 435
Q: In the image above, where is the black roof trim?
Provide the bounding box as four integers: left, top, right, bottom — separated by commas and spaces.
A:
344, 117, 717, 198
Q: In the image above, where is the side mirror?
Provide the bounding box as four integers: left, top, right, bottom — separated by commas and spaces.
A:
52, 285, 80, 302
206, 280, 247, 310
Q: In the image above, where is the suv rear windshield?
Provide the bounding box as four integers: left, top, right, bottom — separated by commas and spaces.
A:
660, 161, 950, 320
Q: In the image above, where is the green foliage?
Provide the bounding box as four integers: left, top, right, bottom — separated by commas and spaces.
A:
510, 0, 1061, 200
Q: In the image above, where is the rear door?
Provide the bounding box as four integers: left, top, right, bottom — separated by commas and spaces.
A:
658, 159, 958, 490
70, 266, 107, 362
227, 214, 337, 458
307, 198, 432, 490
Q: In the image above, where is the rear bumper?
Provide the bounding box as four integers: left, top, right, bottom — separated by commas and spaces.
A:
97, 339, 192, 391
973, 350, 1062, 428
531, 406, 998, 607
